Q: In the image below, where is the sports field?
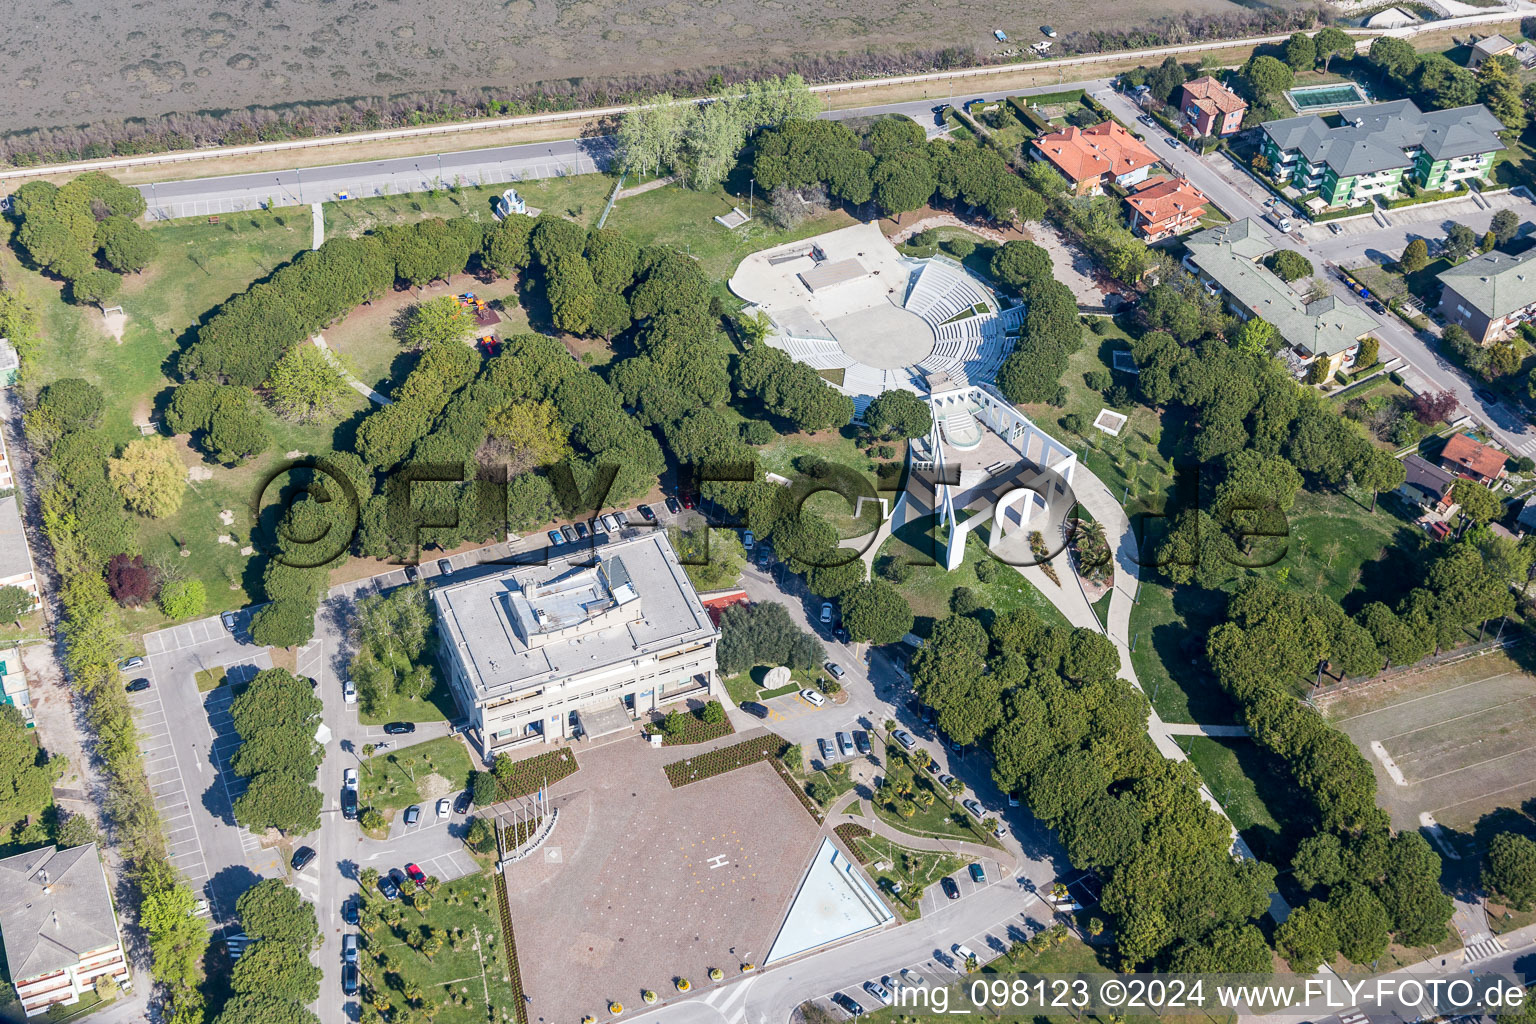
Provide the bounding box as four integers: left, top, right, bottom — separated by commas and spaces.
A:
1320, 651, 1536, 832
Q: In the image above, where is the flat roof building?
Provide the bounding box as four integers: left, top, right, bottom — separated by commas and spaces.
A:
0, 442, 41, 615
431, 531, 719, 758
0, 844, 132, 1016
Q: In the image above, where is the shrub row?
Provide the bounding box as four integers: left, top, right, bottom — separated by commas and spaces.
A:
494, 747, 580, 801
662, 733, 782, 787
834, 823, 874, 862
492, 873, 531, 1024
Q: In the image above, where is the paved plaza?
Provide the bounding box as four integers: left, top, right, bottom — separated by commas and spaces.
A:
503, 734, 824, 1024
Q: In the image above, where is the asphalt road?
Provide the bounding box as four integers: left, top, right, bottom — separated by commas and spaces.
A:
132, 81, 1112, 220
1093, 85, 1536, 459
138, 137, 616, 220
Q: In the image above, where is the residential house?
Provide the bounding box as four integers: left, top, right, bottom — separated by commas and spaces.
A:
1182, 219, 1379, 382
1439, 432, 1508, 486
1261, 100, 1505, 207
0, 844, 132, 1016
1470, 33, 1517, 68
1124, 176, 1210, 241
1399, 454, 1457, 513
0, 433, 40, 614
1436, 248, 1536, 344
1516, 494, 1536, 533
1030, 120, 1160, 195
1178, 76, 1246, 137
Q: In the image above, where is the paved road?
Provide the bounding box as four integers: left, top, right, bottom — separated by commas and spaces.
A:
1094, 86, 1536, 459
131, 81, 1116, 221
138, 137, 615, 220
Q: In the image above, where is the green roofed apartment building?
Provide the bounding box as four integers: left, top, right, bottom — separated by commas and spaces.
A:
430, 531, 718, 759
1183, 219, 1379, 382
1261, 99, 1504, 208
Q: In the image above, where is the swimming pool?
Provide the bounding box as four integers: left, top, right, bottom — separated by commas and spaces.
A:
1287, 82, 1369, 112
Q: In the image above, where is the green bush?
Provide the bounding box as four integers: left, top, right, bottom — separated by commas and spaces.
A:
471, 771, 499, 807
944, 237, 976, 260
974, 559, 1000, 584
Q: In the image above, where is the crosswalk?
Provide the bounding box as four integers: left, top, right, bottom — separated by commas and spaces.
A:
1462, 934, 1506, 964
1511, 436, 1536, 457
701, 977, 756, 1023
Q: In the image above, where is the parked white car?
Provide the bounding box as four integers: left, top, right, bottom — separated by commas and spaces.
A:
343, 678, 357, 704
800, 688, 826, 707
343, 767, 358, 789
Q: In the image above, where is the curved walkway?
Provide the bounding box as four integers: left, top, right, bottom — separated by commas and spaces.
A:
311, 335, 391, 405
1029, 460, 1290, 916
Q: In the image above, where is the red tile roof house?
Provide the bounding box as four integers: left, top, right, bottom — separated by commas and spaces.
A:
1178, 76, 1247, 137
1030, 121, 1161, 196
1124, 176, 1210, 241
1439, 432, 1509, 486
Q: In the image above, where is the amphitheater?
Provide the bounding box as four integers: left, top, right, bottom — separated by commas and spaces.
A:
729, 223, 1021, 413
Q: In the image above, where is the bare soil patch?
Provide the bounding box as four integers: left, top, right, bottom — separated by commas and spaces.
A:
6, 0, 1273, 135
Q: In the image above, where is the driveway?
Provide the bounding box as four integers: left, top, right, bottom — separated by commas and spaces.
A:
1095, 86, 1536, 459
732, 566, 1050, 871
131, 616, 282, 922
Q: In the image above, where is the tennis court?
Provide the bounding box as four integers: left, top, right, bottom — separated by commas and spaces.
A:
1319, 651, 1536, 831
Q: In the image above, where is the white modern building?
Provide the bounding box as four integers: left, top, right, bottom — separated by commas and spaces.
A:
907, 377, 1079, 571
0, 844, 132, 1016
431, 532, 719, 759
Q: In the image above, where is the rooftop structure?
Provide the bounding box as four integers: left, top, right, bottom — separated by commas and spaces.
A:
0, 844, 131, 1016
1184, 219, 1378, 379
1437, 248, 1536, 343
432, 532, 718, 756
1261, 100, 1504, 207
1030, 121, 1160, 194
1470, 34, 1517, 67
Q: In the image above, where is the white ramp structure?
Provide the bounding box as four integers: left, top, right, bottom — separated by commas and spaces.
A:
728, 223, 1021, 414
764, 837, 894, 964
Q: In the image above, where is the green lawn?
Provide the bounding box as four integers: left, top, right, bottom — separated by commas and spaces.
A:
357, 665, 457, 726
721, 664, 821, 705
362, 873, 521, 1024
853, 834, 967, 921
1180, 735, 1310, 868
2, 209, 377, 633
195, 667, 227, 693
358, 737, 474, 814
875, 520, 1069, 638
1280, 487, 1430, 611
604, 180, 857, 284
325, 177, 613, 238
1128, 580, 1237, 725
